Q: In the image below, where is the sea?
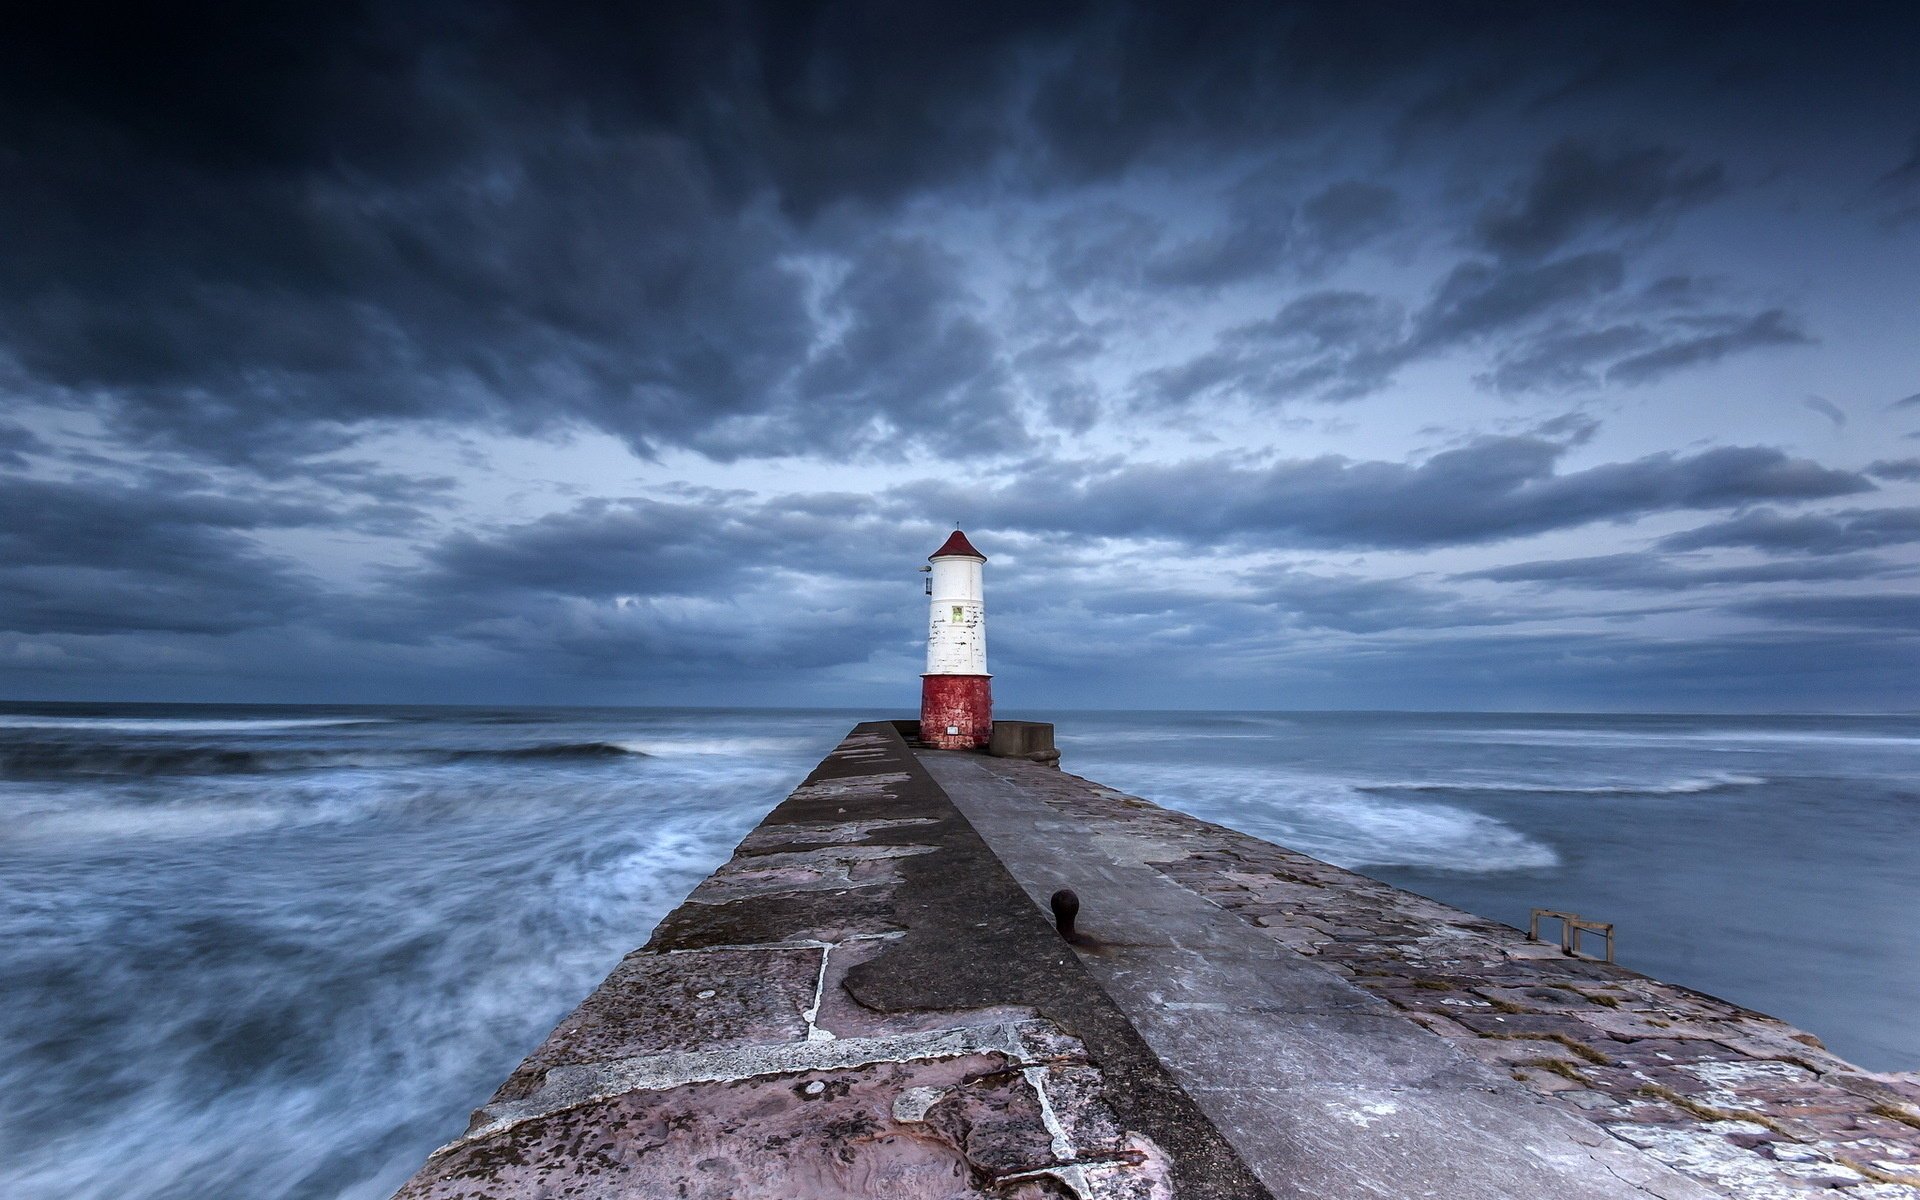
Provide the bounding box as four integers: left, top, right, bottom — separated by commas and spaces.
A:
0, 703, 1915, 1200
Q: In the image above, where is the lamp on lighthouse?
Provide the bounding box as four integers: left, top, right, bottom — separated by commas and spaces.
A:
919, 529, 991, 749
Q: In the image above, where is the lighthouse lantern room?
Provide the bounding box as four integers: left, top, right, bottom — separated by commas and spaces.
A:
919, 529, 991, 749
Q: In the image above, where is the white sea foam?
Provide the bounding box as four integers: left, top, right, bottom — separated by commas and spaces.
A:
1076, 763, 1560, 873
1286, 788, 1560, 872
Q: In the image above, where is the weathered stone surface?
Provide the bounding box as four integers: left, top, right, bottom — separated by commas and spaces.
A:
392, 725, 1919, 1198
925, 752, 1724, 1200
940, 753, 1920, 1198
491, 946, 821, 1103
390, 724, 1240, 1199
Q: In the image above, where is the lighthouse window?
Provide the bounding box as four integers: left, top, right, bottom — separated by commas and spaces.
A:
950, 606, 964, 622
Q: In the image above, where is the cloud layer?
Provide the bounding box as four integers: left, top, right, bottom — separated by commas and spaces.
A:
3, 1, 1919, 709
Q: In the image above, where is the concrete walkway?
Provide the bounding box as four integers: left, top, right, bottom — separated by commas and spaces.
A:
386, 725, 1919, 1198
922, 750, 1722, 1200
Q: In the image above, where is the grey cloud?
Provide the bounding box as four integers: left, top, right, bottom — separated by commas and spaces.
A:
1875, 132, 1920, 225
1140, 245, 1807, 409
1249, 570, 1517, 632
1137, 251, 1631, 408
899, 436, 1871, 550
1298, 182, 1401, 260
1659, 507, 1920, 555
1461, 551, 1895, 592
0, 475, 319, 635
1867, 459, 1920, 482
0, 422, 46, 467
1136, 290, 1405, 408
332, 491, 967, 679
0, 2, 1891, 469
1802, 395, 1847, 428
777, 237, 1028, 459
1142, 165, 1300, 288
1473, 140, 1724, 259
1738, 594, 1920, 630
414, 496, 916, 607
1410, 252, 1623, 349
1890, 392, 1920, 410
1483, 272, 1810, 393
1045, 205, 1165, 289
1053, 177, 1400, 296
1142, 174, 1402, 289
1483, 321, 1655, 392
1602, 309, 1808, 385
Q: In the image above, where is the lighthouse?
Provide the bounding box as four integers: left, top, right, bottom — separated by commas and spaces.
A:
919, 529, 991, 750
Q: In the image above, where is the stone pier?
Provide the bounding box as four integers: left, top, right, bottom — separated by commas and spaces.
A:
391, 722, 1920, 1199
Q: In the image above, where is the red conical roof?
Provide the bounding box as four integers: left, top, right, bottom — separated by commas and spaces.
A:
929, 529, 986, 561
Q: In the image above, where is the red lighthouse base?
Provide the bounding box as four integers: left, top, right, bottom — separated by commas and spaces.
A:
919, 675, 992, 750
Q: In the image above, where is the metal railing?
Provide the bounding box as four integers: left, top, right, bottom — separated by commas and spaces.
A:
1529, 908, 1615, 963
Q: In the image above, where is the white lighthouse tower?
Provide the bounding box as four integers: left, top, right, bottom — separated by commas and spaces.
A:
919, 529, 991, 749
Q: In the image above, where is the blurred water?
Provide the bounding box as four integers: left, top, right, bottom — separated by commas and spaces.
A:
2, 704, 1915, 1199
0, 704, 851, 1200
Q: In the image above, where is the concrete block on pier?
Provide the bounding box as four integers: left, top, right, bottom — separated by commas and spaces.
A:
988, 719, 1059, 767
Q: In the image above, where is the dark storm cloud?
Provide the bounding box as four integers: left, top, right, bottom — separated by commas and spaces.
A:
7, 2, 1907, 463
1141, 174, 1403, 289
1271, 627, 1920, 712
1471, 140, 1724, 259
1133, 133, 1789, 410
1876, 133, 1920, 226
1411, 252, 1624, 348
1137, 290, 1406, 407
1047, 175, 1400, 295
1867, 459, 1920, 482
1137, 251, 1649, 408
1802, 396, 1848, 428
371, 489, 936, 630
901, 435, 1872, 549
0, 423, 46, 468
1488, 308, 1809, 392
415, 494, 910, 605
1247, 570, 1517, 633
1142, 249, 1807, 409
778, 237, 1027, 459
1738, 594, 1920, 631
1461, 552, 1897, 592
330, 490, 967, 679
1658, 507, 1920, 556
1602, 309, 1809, 385
0, 5, 1072, 463
5, 2, 1920, 706
0, 475, 318, 635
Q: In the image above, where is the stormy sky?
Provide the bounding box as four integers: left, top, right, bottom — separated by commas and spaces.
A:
3, 2, 1919, 711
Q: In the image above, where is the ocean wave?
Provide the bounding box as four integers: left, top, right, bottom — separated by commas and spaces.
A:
0, 741, 649, 778
1364, 772, 1765, 796
0, 715, 384, 732
456, 742, 645, 761
1450, 727, 1920, 750
1241, 784, 1559, 872
617, 735, 812, 757
0, 763, 782, 1199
